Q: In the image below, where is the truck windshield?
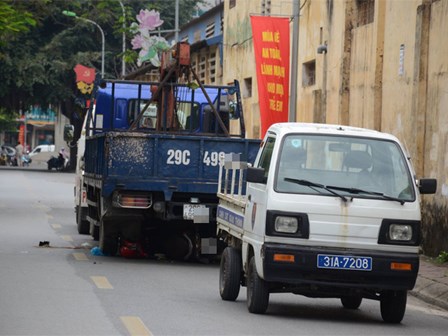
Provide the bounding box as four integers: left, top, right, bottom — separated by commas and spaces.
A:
275, 134, 415, 202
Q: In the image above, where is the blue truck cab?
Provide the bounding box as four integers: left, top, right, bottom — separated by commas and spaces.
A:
91, 81, 241, 135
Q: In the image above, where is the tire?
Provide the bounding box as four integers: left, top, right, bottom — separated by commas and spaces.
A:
99, 221, 118, 256
247, 256, 269, 314
219, 247, 242, 301
76, 206, 90, 234
380, 290, 407, 323
341, 295, 362, 309
92, 224, 99, 241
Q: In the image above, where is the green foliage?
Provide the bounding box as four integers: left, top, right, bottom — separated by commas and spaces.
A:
0, 108, 18, 132
0, 0, 204, 118
436, 251, 448, 264
0, 1, 36, 44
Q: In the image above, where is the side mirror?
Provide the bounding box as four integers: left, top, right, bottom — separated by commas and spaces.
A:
64, 124, 74, 142
246, 166, 266, 184
419, 178, 437, 194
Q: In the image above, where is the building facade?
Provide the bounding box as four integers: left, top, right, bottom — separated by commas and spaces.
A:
222, 0, 448, 256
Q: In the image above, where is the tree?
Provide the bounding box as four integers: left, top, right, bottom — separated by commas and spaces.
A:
0, 1, 36, 45
0, 0, 204, 167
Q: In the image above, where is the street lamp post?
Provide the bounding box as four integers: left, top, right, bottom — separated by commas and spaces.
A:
118, 1, 126, 78
63, 10, 105, 78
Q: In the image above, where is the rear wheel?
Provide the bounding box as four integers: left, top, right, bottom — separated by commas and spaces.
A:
341, 295, 362, 309
76, 206, 90, 234
380, 290, 407, 323
247, 256, 269, 314
219, 247, 242, 301
99, 221, 118, 256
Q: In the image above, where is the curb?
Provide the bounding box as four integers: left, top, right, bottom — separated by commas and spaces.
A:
411, 272, 448, 311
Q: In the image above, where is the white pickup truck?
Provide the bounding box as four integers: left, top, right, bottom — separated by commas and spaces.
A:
216, 123, 437, 323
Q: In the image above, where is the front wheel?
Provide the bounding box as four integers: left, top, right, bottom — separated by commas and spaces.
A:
380, 290, 407, 323
219, 247, 242, 301
247, 256, 269, 314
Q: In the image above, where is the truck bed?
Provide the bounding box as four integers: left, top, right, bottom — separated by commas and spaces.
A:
216, 162, 249, 239
84, 131, 260, 198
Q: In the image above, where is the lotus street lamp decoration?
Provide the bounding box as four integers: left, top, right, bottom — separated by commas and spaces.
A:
130, 9, 172, 67
63, 10, 105, 78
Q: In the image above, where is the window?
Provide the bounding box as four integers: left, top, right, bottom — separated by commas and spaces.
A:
302, 60, 316, 87
356, 0, 375, 26
243, 77, 252, 98
258, 136, 276, 179
208, 54, 216, 83
229, 0, 236, 9
274, 134, 414, 202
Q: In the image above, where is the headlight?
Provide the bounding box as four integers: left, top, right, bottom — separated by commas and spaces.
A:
378, 219, 420, 246
389, 224, 413, 241
275, 216, 298, 233
266, 211, 309, 238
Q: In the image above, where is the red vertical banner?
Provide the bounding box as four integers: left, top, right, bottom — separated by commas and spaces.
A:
251, 16, 290, 138
19, 124, 25, 145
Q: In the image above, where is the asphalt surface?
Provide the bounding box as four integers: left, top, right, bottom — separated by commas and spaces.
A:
1, 164, 447, 312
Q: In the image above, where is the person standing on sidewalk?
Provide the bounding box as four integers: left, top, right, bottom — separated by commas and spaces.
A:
15, 142, 23, 167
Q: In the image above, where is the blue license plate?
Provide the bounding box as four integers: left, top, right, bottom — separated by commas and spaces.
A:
317, 254, 372, 271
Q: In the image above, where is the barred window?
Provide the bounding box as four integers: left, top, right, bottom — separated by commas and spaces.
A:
356, 0, 375, 26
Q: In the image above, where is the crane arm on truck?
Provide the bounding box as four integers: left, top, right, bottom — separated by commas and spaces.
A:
130, 42, 229, 136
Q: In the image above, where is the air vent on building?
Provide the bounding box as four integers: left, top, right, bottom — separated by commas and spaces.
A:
206, 22, 215, 39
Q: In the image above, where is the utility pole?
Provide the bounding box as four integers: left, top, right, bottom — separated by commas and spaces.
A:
175, 0, 179, 41
289, 0, 300, 122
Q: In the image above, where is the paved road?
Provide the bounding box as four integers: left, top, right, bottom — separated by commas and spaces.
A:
1, 169, 448, 335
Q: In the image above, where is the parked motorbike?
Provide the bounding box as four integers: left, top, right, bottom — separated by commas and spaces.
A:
47, 154, 69, 171
22, 153, 32, 167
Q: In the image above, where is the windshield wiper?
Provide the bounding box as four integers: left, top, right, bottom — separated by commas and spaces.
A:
326, 185, 405, 205
284, 178, 348, 202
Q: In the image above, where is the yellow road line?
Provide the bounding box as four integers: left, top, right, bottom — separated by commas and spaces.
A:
52, 224, 61, 229
90, 276, 113, 289
73, 252, 89, 261
61, 235, 73, 242
120, 316, 153, 336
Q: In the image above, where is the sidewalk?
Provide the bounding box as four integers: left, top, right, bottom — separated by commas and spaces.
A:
411, 255, 448, 311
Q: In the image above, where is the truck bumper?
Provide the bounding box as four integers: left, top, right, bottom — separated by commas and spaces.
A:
262, 243, 419, 292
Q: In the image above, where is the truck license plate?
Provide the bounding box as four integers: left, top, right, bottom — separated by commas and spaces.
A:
317, 254, 372, 271
183, 204, 207, 220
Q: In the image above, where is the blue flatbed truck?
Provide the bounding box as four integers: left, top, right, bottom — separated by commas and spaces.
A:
81, 43, 260, 259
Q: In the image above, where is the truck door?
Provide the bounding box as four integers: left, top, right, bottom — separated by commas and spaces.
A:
244, 136, 276, 236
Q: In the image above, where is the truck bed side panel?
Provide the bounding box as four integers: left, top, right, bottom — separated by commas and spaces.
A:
84, 132, 260, 197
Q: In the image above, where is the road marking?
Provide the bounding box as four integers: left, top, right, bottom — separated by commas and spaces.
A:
52, 224, 61, 229
46, 214, 54, 219
90, 276, 113, 289
120, 316, 153, 336
61, 235, 73, 242
73, 252, 88, 261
